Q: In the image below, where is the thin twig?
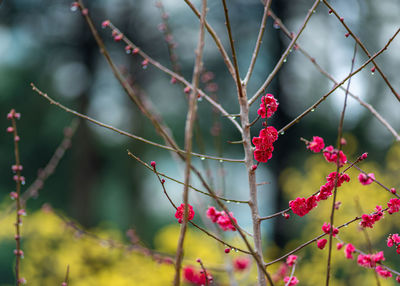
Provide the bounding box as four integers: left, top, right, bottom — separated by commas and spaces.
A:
277, 28, 400, 135
326, 42, 357, 286
265, 206, 392, 267
284, 263, 297, 286
127, 150, 248, 204
9, 111, 23, 286
221, 0, 244, 99
183, 0, 236, 80
22, 119, 79, 205
244, 0, 272, 85
174, 1, 207, 284
268, 10, 400, 141
151, 163, 251, 254
322, 0, 400, 102
249, 0, 321, 106
31, 84, 243, 163
105, 22, 242, 133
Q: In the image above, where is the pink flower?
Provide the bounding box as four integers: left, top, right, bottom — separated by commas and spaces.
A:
326, 172, 350, 187
259, 126, 278, 144
254, 145, 274, 163
323, 145, 347, 166
307, 136, 325, 153
289, 197, 308, 217
344, 243, 355, 259
317, 183, 333, 201
206, 206, 219, 223
337, 242, 344, 250
357, 254, 373, 268
233, 257, 250, 271
375, 266, 392, 278
396, 276, 400, 283
286, 255, 297, 266
284, 276, 299, 286
358, 173, 375, 185
257, 94, 278, 118
175, 204, 194, 223
321, 222, 339, 237
183, 266, 212, 285
317, 238, 327, 249
101, 20, 110, 28
387, 198, 400, 214
206, 207, 237, 231
387, 233, 400, 249
216, 211, 237, 231
253, 126, 278, 163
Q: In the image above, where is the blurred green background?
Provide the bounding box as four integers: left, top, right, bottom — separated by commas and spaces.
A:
1, 0, 399, 284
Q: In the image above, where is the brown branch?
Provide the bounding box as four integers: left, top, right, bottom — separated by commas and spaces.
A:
221, 0, 245, 99
249, 0, 321, 106
127, 150, 248, 204
21, 119, 79, 205
104, 22, 242, 133
31, 84, 243, 163
9, 111, 23, 286
322, 0, 400, 102
183, 0, 236, 80
277, 28, 400, 135
150, 163, 251, 255
174, 1, 207, 284
268, 10, 400, 141
326, 43, 357, 286
244, 0, 272, 85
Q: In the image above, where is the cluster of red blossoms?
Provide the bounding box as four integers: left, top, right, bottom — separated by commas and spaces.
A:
322, 222, 339, 237
289, 136, 354, 217
359, 198, 400, 228
387, 233, 400, 254
306, 136, 347, 166
253, 94, 279, 163
206, 207, 237, 231
360, 205, 383, 228
183, 266, 212, 285
357, 251, 385, 268
339, 243, 397, 279
175, 204, 195, 224
289, 171, 350, 217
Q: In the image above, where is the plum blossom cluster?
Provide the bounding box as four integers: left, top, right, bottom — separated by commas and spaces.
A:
375, 266, 392, 278
359, 206, 384, 228
387, 234, 400, 254
344, 243, 356, 259
357, 251, 385, 268
342, 243, 395, 279
289, 171, 350, 217
174, 204, 195, 224
253, 94, 279, 163
323, 145, 347, 167
305, 136, 347, 166
183, 266, 212, 285
322, 222, 339, 237
206, 207, 237, 231
387, 198, 400, 214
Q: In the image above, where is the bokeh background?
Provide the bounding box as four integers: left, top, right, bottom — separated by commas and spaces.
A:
0, 0, 399, 285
